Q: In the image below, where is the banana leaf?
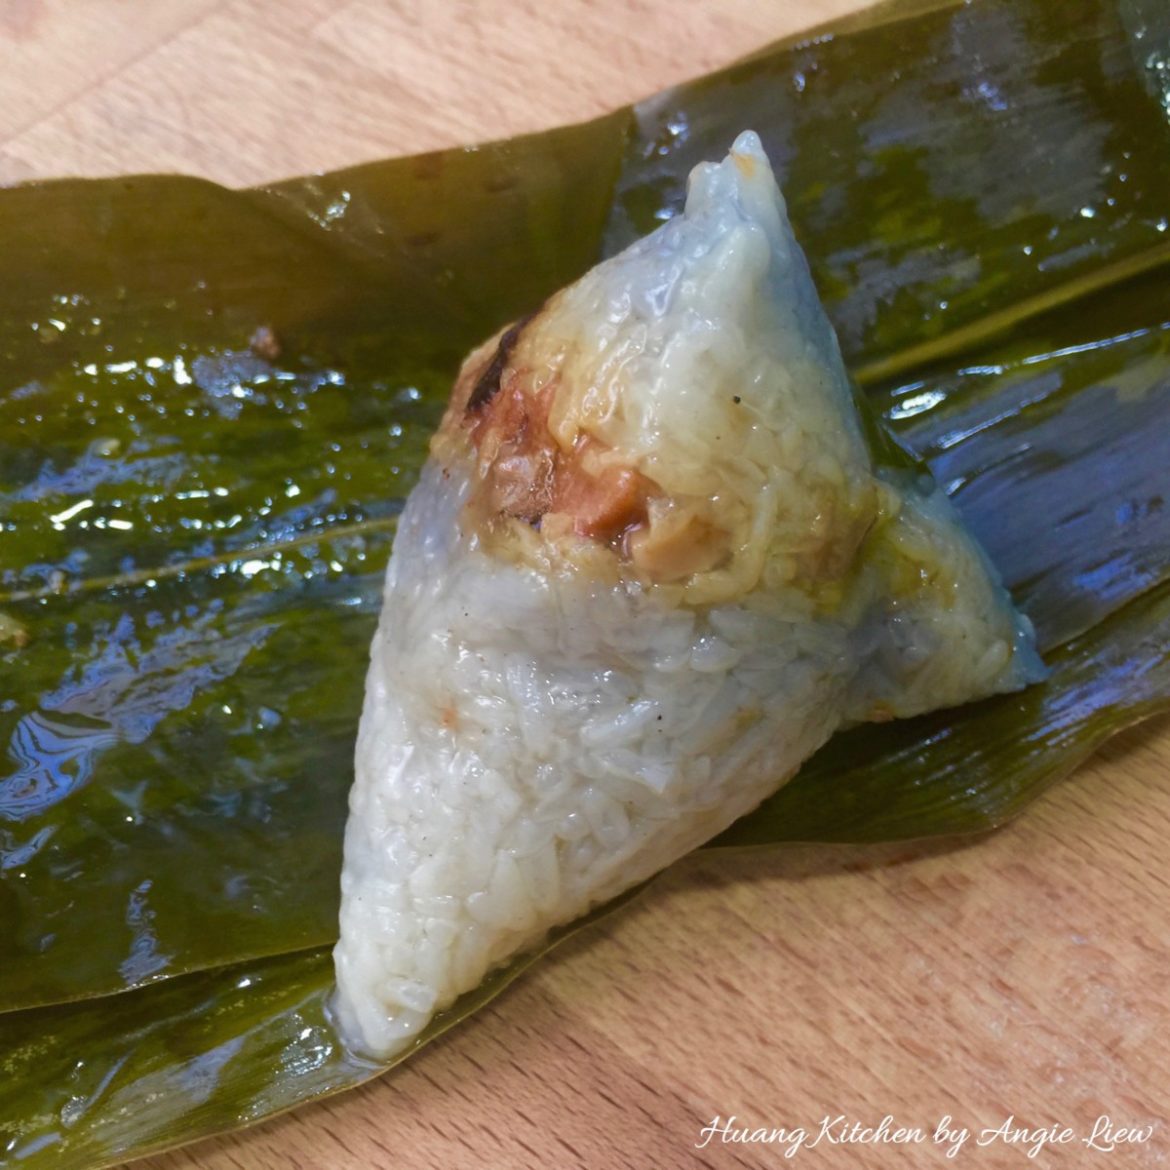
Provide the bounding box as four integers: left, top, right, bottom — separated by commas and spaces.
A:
2, 0, 1170, 1163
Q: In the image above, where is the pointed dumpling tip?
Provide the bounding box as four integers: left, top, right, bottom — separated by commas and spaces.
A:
730, 128, 766, 172
684, 129, 786, 246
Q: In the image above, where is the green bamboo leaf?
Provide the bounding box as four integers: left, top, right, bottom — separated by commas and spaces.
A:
0, 887, 649, 1170
0, 0, 1165, 1082
605, 0, 1170, 378
0, 121, 627, 1013
877, 262, 1170, 651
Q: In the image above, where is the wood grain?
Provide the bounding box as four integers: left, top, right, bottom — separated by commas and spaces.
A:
0, 0, 865, 187
4, 3, 1168, 1169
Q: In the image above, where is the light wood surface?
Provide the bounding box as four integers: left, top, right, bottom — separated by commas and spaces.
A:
6, 3, 1169, 1169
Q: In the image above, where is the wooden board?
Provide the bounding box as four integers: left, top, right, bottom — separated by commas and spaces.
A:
4, 3, 1168, 1168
